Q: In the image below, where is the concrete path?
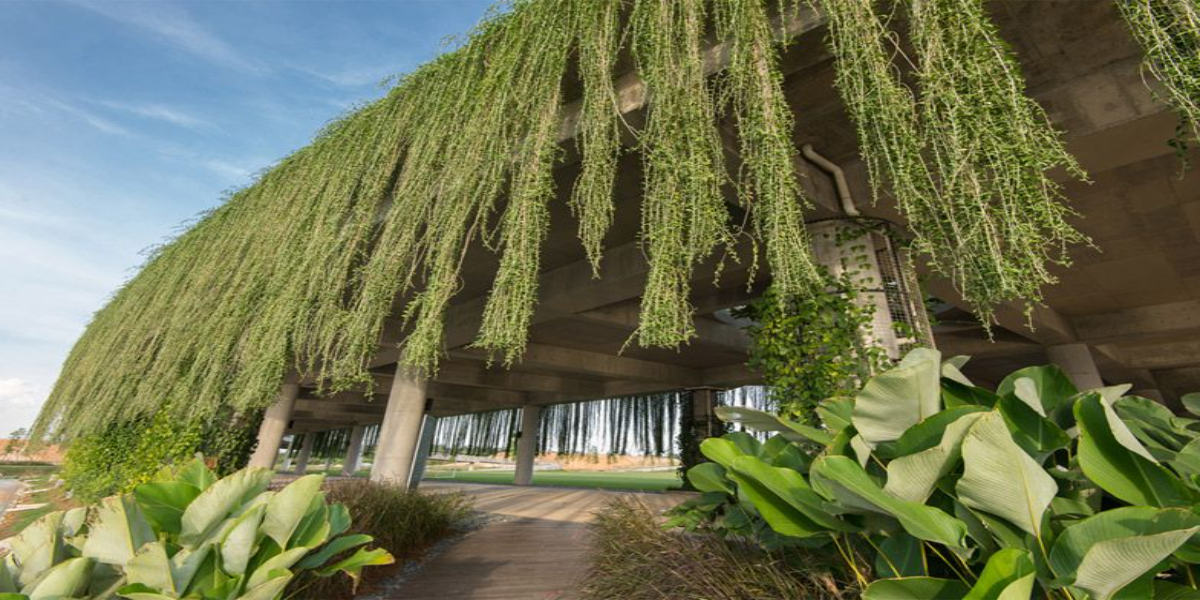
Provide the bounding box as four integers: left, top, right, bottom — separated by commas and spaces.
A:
389, 482, 684, 600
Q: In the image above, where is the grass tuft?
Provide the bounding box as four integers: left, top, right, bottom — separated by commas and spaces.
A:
580, 497, 856, 600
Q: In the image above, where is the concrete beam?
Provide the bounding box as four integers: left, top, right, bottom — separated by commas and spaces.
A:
1074, 301, 1200, 345
1108, 340, 1200, 371
922, 278, 1078, 346
451, 343, 700, 386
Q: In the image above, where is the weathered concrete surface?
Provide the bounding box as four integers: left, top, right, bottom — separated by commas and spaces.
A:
388, 482, 685, 600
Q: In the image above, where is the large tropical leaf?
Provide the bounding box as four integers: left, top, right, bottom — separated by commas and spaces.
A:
235, 571, 293, 600
686, 463, 732, 494
996, 394, 1070, 458
24, 557, 92, 600
1183, 393, 1200, 418
179, 467, 273, 549
134, 481, 201, 534
296, 534, 373, 570
246, 548, 309, 589
996, 365, 1076, 416
956, 412, 1058, 537
8, 511, 64, 588
175, 458, 217, 492
1075, 528, 1200, 600
886, 406, 989, 458
728, 455, 848, 534
818, 396, 855, 434
313, 547, 394, 592
862, 577, 969, 599
1048, 507, 1200, 588
810, 456, 966, 547
853, 348, 942, 447
221, 504, 266, 576
963, 548, 1035, 600
82, 495, 156, 566
700, 437, 748, 469
1075, 394, 1193, 507
875, 534, 925, 578
885, 412, 985, 503
715, 406, 834, 445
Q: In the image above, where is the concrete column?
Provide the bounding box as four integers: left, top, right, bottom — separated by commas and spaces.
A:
248, 382, 300, 469
294, 433, 317, 474
691, 388, 721, 441
370, 366, 429, 488
408, 416, 437, 489
342, 425, 368, 476
1046, 343, 1104, 391
514, 405, 542, 486
809, 220, 901, 360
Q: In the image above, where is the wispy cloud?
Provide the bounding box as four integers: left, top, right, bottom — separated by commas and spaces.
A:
42, 97, 133, 136
100, 101, 214, 130
64, 0, 261, 72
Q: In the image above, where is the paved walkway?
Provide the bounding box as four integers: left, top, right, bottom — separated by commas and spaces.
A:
389, 482, 685, 600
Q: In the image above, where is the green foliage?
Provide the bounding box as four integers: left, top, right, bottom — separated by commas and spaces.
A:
823, 0, 1088, 327
1118, 0, 1200, 157
292, 479, 472, 599
38, 0, 1109, 458
736, 277, 886, 422
0, 457, 393, 600
62, 410, 262, 502
676, 348, 1200, 599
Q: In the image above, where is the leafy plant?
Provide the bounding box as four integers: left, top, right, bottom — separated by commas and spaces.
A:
1, 457, 393, 599
677, 347, 1200, 599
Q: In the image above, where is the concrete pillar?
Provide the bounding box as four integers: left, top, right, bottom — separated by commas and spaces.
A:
294, 433, 317, 474
342, 425, 368, 476
248, 382, 300, 469
408, 416, 437, 489
514, 405, 542, 486
370, 366, 428, 488
809, 220, 901, 360
1046, 343, 1104, 391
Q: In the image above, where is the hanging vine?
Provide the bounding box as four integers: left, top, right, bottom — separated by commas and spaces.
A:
37, 0, 1124, 457
1117, 0, 1200, 155
822, 0, 1089, 326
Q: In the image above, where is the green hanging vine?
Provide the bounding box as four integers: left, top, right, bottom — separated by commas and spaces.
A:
38, 0, 1135, 462
822, 0, 1089, 326
1117, 0, 1200, 154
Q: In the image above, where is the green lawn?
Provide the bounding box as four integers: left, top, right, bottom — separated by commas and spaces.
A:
422, 468, 682, 491
0, 464, 59, 478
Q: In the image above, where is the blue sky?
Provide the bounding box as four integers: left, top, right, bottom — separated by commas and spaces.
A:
0, 0, 492, 432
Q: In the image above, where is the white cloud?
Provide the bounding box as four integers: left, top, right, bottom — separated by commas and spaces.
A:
0, 378, 46, 432
64, 0, 261, 72
100, 101, 213, 130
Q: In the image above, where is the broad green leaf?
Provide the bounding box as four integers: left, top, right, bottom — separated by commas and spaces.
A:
996, 394, 1070, 457
886, 412, 985, 503
956, 412, 1057, 537
124, 542, 177, 595
290, 494, 332, 549
862, 577, 969, 599
168, 546, 210, 595
246, 548, 308, 589
699, 437, 747, 469
9, 511, 64, 587
133, 481, 200, 534
24, 557, 91, 600
724, 432, 762, 457
313, 547, 394, 592
997, 366, 1077, 416
296, 534, 373, 570
0, 556, 15, 594
1156, 581, 1200, 599
1076, 394, 1193, 507
715, 406, 833, 445
1183, 393, 1200, 418
942, 379, 998, 410
176, 457, 217, 491
963, 548, 1035, 600
942, 356, 973, 386
686, 463, 732, 494
853, 348, 942, 447
811, 455, 966, 547
887, 406, 989, 457
179, 467, 273, 549
818, 397, 854, 433
82, 495, 155, 566
221, 504, 266, 576
875, 534, 925, 578
728, 455, 848, 534
761, 435, 811, 472
1048, 507, 1200, 584
1012, 378, 1048, 416
1075, 528, 1200, 600
327, 503, 352, 538
236, 571, 293, 600
118, 583, 177, 600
